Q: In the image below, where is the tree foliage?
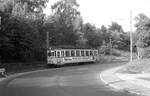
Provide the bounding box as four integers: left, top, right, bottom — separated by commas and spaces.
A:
0, 0, 48, 62
82, 23, 102, 48
45, 0, 81, 46
135, 13, 150, 48
0, 0, 131, 63
108, 22, 128, 50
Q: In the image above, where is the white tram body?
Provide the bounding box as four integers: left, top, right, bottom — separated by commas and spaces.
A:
47, 48, 98, 65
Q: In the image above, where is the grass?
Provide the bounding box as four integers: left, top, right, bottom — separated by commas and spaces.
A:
100, 49, 138, 63
117, 59, 150, 74
3, 62, 47, 75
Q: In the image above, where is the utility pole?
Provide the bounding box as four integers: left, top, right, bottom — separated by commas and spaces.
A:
47, 31, 49, 49
46, 31, 49, 64
130, 10, 133, 62
0, 16, 1, 25
0, 16, 1, 65
109, 36, 112, 56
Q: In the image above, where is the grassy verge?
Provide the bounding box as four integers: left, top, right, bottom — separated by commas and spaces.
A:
116, 59, 150, 74
3, 62, 47, 75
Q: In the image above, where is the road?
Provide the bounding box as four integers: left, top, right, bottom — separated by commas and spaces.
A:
0, 62, 138, 96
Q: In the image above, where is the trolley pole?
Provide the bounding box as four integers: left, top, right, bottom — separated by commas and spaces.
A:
130, 10, 133, 62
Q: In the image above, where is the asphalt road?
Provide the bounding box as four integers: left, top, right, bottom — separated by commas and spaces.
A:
0, 62, 138, 96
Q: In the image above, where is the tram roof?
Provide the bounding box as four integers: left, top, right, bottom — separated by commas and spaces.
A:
49, 48, 97, 50
48, 45, 97, 50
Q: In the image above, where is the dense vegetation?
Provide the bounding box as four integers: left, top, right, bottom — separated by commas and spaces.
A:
0, 0, 132, 64
134, 14, 150, 48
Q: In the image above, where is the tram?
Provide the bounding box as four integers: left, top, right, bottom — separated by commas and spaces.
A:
47, 48, 98, 65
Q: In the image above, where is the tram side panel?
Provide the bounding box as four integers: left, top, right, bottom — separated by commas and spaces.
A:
63, 56, 96, 64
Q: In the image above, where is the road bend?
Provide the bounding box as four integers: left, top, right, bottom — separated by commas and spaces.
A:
0, 62, 138, 96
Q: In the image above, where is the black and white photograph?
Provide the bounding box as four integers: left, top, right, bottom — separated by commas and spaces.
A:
0, 0, 150, 96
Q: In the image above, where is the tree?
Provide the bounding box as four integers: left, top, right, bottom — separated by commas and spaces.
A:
135, 13, 150, 48
45, 0, 81, 46
108, 22, 123, 32
0, 0, 48, 62
82, 23, 102, 48
100, 25, 109, 43
51, 0, 80, 25
134, 13, 150, 58
73, 16, 87, 47
108, 22, 125, 49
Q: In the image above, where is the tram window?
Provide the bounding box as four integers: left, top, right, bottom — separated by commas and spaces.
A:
71, 50, 75, 56
61, 51, 65, 57
54, 51, 56, 57
65, 51, 70, 57
48, 52, 51, 56
81, 51, 84, 56
86, 51, 89, 56
48, 52, 54, 57
57, 51, 61, 57
76, 50, 80, 56
90, 51, 93, 56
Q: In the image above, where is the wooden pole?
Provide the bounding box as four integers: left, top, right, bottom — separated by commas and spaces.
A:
130, 10, 133, 62
46, 31, 49, 64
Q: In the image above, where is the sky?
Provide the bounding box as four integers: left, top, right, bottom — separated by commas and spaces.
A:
43, 0, 150, 32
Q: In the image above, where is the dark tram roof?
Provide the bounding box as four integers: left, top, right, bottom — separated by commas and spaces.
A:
49, 45, 96, 50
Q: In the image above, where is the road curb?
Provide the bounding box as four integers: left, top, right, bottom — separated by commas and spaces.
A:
100, 66, 125, 90
100, 66, 150, 96
100, 72, 121, 90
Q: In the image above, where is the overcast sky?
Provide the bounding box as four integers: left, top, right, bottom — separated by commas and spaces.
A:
44, 0, 150, 32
